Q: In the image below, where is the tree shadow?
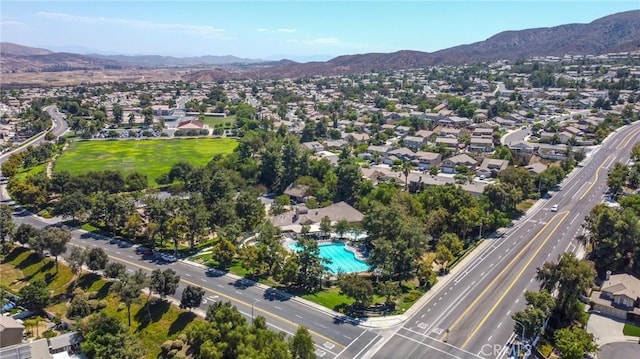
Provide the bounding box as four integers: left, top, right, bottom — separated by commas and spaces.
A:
134, 299, 170, 332
168, 311, 196, 336
3, 247, 27, 263
75, 273, 102, 291
16, 252, 43, 270
95, 282, 113, 299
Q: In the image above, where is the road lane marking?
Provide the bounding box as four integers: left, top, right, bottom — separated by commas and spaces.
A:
184, 273, 192, 277
446, 212, 567, 337
460, 211, 569, 349
66, 242, 344, 349
395, 332, 479, 359
400, 328, 484, 358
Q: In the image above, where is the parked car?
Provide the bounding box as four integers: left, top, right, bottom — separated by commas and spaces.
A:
135, 247, 153, 255
162, 254, 178, 263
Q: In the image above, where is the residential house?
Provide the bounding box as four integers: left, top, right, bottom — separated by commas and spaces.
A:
347, 133, 370, 143
509, 141, 536, 154
476, 158, 509, 178
441, 154, 478, 174
0, 316, 23, 348
435, 137, 459, 149
525, 163, 548, 175
468, 137, 495, 153
283, 184, 310, 204
403, 135, 426, 150
439, 128, 461, 138
300, 141, 324, 153
0, 338, 50, 359
414, 151, 442, 170
471, 128, 494, 138
323, 139, 348, 150
152, 105, 170, 116
414, 130, 434, 140
591, 272, 640, 322
366, 144, 393, 155
48, 332, 83, 356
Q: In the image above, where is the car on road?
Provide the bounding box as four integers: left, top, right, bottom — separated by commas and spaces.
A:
161, 254, 178, 263
135, 247, 153, 255
205, 267, 221, 276
550, 204, 559, 212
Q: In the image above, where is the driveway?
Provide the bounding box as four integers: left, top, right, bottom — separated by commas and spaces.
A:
598, 342, 640, 359
587, 313, 637, 346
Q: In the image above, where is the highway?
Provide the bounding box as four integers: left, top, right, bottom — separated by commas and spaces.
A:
0, 106, 382, 359
362, 121, 640, 359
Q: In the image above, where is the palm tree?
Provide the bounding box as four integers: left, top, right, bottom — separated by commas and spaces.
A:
402, 161, 413, 191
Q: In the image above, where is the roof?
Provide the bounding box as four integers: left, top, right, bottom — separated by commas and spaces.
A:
479, 158, 509, 171
444, 154, 478, 165
48, 332, 82, 351
283, 184, 309, 199
601, 274, 640, 300
0, 338, 50, 359
0, 315, 24, 330
177, 119, 204, 129
272, 201, 364, 228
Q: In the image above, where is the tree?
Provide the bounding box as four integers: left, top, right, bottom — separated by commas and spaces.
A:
296, 237, 329, 291
338, 273, 374, 309
53, 191, 90, 220
44, 227, 71, 272
112, 103, 123, 125
416, 259, 437, 288
149, 268, 181, 300
18, 279, 50, 313
435, 244, 454, 272
127, 112, 135, 127
320, 216, 332, 238
439, 232, 464, 256
80, 312, 144, 359
66, 246, 86, 276
607, 162, 629, 197
631, 142, 640, 162
12, 223, 38, 246
554, 327, 597, 359
334, 219, 350, 239
180, 285, 205, 311
511, 290, 556, 340
335, 158, 362, 204
536, 253, 595, 325
104, 262, 126, 279
0, 204, 15, 252
85, 247, 108, 271
112, 270, 147, 327
290, 326, 316, 359
212, 238, 237, 269
235, 189, 266, 232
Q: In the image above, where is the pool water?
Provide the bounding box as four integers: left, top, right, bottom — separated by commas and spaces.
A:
289, 242, 370, 274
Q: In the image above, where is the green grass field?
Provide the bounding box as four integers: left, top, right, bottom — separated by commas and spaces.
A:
54, 138, 238, 184
201, 114, 236, 128
623, 323, 640, 337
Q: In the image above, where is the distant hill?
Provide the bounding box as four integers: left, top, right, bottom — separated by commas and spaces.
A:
187, 10, 640, 80
2, 10, 639, 79
89, 54, 265, 67
0, 42, 53, 56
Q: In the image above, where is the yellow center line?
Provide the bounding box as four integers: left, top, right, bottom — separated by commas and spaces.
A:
68, 242, 344, 348
579, 162, 603, 201
616, 126, 640, 150
445, 212, 566, 337
460, 211, 569, 349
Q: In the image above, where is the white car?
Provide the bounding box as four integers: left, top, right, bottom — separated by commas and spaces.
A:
550, 204, 559, 212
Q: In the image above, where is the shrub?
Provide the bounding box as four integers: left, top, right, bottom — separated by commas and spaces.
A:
161, 340, 173, 353
171, 339, 184, 350
177, 333, 187, 343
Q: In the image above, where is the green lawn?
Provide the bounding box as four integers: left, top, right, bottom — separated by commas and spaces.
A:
13, 163, 47, 181
54, 138, 238, 184
2, 246, 201, 359
623, 323, 640, 337
200, 114, 236, 128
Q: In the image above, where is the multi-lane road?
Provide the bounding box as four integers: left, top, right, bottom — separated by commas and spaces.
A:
361, 121, 640, 359
3, 107, 639, 359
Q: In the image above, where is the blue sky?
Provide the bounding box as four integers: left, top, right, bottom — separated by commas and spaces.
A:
1, 1, 638, 61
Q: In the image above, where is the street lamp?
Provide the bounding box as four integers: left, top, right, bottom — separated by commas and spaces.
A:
514, 320, 526, 342
251, 299, 260, 324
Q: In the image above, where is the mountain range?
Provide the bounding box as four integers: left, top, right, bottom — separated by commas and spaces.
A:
1, 10, 638, 79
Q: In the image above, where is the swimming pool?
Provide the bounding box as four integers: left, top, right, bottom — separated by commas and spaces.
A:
289, 242, 370, 274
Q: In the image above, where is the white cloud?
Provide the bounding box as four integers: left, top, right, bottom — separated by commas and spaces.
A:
0, 16, 26, 28
257, 27, 297, 34
36, 12, 225, 38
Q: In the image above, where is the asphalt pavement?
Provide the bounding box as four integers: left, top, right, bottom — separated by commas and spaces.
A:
365, 121, 640, 359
